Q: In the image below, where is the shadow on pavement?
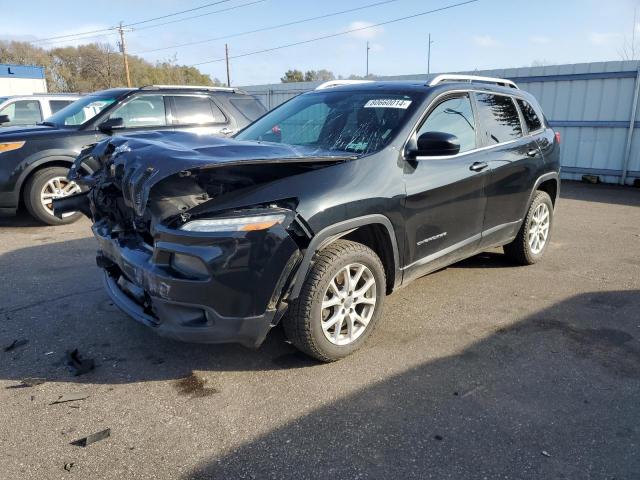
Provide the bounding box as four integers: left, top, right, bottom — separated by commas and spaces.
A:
560, 180, 640, 207
182, 290, 640, 479
0, 209, 42, 228
0, 237, 317, 384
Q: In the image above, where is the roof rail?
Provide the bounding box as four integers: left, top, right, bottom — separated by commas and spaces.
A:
315, 80, 374, 90
428, 74, 519, 89
140, 84, 237, 92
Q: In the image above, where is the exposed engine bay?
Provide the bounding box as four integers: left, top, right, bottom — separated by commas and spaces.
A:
55, 131, 354, 238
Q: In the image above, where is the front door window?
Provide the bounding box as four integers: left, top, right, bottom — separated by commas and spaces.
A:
418, 95, 477, 153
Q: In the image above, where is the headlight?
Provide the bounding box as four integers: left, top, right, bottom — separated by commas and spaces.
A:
179, 213, 286, 232
0, 141, 25, 154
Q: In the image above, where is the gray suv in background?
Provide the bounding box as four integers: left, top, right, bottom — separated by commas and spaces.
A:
0, 85, 266, 224
0, 94, 81, 127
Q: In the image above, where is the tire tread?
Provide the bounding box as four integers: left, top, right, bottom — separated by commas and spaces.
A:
284, 240, 385, 362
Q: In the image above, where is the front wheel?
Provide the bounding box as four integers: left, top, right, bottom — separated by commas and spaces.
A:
283, 240, 386, 362
504, 190, 554, 265
23, 166, 83, 226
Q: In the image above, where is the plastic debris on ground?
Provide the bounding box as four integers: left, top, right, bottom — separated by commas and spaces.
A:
71, 428, 111, 447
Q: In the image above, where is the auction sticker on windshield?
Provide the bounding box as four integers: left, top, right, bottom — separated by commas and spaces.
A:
364, 99, 412, 109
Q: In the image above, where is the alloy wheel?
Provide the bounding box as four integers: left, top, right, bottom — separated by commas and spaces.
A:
528, 203, 550, 254
320, 263, 377, 346
40, 176, 81, 217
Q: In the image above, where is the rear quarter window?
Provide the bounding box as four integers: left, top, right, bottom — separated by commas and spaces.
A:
516, 99, 543, 132
229, 96, 267, 121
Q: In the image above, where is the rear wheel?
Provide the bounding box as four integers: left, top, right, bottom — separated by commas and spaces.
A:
23, 166, 82, 225
504, 190, 554, 265
283, 240, 386, 362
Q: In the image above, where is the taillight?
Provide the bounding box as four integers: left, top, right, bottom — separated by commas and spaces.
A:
555, 131, 561, 144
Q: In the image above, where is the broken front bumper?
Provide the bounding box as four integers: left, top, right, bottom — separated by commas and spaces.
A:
92, 219, 301, 348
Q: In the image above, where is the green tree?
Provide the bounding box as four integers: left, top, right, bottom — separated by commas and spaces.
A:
0, 40, 220, 93
304, 69, 335, 82
280, 69, 305, 83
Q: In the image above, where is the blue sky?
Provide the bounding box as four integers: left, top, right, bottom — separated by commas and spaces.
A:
2, 0, 638, 85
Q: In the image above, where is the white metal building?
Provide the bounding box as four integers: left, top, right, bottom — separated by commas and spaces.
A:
0, 64, 47, 96
242, 61, 640, 185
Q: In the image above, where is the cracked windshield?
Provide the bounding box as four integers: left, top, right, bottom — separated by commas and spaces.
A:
236, 91, 419, 155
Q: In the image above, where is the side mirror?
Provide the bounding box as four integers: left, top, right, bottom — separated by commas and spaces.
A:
98, 117, 124, 133
0, 114, 10, 125
407, 131, 461, 157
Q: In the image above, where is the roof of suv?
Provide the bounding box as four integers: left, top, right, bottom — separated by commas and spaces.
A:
2, 93, 82, 99
89, 85, 248, 97
310, 77, 538, 103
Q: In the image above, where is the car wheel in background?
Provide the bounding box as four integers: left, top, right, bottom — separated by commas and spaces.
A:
283, 240, 386, 362
23, 166, 83, 225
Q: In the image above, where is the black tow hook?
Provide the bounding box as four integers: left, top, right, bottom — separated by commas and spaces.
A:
52, 191, 92, 219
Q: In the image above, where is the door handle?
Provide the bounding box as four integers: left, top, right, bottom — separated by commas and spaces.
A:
469, 161, 489, 172
220, 127, 234, 135
527, 149, 539, 157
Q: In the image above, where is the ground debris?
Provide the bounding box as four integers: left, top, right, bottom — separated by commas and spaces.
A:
66, 349, 95, 376
541, 450, 552, 457
63, 462, 75, 472
174, 372, 219, 398
4, 339, 28, 352
71, 428, 110, 447
50, 392, 89, 405
6, 377, 46, 389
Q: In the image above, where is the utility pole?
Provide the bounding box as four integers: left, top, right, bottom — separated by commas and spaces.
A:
225, 43, 231, 87
366, 41, 370, 77
427, 33, 434, 74
117, 21, 132, 87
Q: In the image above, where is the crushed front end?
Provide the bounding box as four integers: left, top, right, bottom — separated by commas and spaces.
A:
54, 132, 347, 347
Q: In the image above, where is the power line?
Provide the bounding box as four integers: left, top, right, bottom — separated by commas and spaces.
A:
132, 0, 401, 55
36, 32, 119, 47
134, 0, 266, 31
36, 0, 265, 48
191, 0, 479, 67
31, 27, 117, 44
127, 0, 234, 27
29, 0, 235, 44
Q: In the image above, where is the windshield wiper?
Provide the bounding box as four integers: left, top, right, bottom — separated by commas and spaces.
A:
37, 121, 57, 127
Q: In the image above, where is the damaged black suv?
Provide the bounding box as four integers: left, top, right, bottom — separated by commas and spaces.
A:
55, 76, 560, 362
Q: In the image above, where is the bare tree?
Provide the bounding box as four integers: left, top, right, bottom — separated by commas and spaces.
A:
619, 6, 639, 61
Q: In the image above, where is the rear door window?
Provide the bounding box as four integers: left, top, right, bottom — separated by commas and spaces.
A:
229, 96, 267, 121
516, 99, 543, 133
474, 93, 523, 145
109, 95, 167, 128
170, 95, 226, 125
0, 99, 42, 125
49, 100, 74, 114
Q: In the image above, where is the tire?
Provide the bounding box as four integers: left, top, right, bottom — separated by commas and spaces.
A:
504, 190, 554, 265
283, 239, 386, 362
23, 166, 83, 226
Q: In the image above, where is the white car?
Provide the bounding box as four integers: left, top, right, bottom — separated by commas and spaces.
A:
0, 94, 82, 127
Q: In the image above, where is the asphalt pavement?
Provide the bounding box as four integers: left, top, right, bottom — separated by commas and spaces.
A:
0, 181, 639, 479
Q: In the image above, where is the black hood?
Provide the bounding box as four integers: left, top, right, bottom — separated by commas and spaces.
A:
0, 123, 71, 139
81, 130, 355, 216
